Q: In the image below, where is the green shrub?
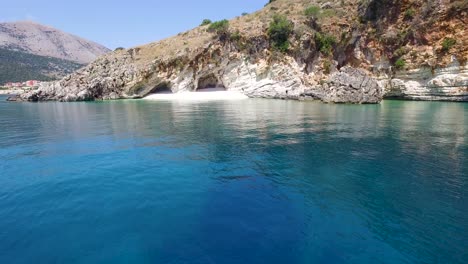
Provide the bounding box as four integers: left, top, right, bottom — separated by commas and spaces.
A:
441, 38, 456, 52
241, 12, 249, 16
404, 8, 415, 20
114, 47, 125, 51
200, 19, 212, 26
267, 14, 294, 52
315, 32, 336, 55
304, 6, 321, 18
207, 19, 229, 35
395, 58, 406, 69
230, 31, 242, 42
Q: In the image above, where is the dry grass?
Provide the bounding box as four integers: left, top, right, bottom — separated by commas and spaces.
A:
117, 0, 466, 68
129, 0, 360, 66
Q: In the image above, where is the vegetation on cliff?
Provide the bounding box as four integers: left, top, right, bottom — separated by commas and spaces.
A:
131, 0, 466, 71
20, 0, 468, 102
0, 48, 83, 84
267, 15, 294, 52
359, 0, 467, 67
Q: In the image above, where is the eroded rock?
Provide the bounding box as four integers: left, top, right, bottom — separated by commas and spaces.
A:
302, 66, 383, 103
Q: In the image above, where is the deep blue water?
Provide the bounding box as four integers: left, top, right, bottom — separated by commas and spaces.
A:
0, 96, 467, 264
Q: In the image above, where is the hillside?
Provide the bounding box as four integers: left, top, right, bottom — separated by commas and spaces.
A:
0, 48, 83, 84
0, 21, 110, 64
19, 0, 468, 102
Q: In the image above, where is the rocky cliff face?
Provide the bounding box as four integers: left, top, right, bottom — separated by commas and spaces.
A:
382, 62, 468, 101
20, 43, 383, 103
18, 0, 468, 103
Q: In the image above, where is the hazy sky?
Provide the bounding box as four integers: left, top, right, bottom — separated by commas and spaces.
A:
1, 0, 266, 49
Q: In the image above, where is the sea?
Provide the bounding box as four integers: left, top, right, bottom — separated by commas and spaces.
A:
0, 95, 467, 263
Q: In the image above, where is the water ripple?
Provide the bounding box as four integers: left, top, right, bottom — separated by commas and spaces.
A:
0, 97, 467, 264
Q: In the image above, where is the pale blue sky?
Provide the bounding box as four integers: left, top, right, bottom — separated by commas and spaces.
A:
1, 0, 266, 49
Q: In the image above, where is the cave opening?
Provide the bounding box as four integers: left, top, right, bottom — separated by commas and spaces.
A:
196, 74, 226, 91
149, 82, 173, 94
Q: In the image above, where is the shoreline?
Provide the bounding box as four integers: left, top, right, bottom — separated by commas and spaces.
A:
143, 90, 249, 101
0, 89, 24, 95
5, 91, 468, 104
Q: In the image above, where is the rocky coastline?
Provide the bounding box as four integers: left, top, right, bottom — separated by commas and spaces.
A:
13, 47, 466, 104
8, 0, 468, 104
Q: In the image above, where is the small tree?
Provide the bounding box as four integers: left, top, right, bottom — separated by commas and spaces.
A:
267, 14, 294, 52
208, 20, 229, 34
200, 19, 212, 26
315, 32, 336, 56
207, 20, 230, 41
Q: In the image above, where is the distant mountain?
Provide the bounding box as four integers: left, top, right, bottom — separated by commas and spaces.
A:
0, 21, 110, 64
0, 21, 110, 84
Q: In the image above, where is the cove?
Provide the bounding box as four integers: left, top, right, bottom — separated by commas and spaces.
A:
0, 96, 467, 264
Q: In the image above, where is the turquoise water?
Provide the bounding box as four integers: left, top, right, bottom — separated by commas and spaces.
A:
0, 96, 467, 264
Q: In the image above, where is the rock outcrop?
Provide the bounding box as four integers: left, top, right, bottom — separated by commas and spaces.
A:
302, 67, 382, 103
383, 62, 468, 101
21, 50, 139, 102
15, 0, 468, 103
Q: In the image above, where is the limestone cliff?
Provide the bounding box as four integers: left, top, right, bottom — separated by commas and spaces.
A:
19, 0, 467, 103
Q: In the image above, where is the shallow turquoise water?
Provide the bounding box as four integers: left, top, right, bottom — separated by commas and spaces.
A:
0, 96, 467, 264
